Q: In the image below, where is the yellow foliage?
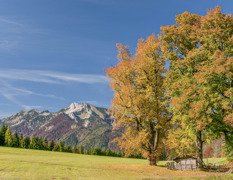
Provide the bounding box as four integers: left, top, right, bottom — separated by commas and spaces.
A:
106, 35, 170, 165
161, 6, 233, 161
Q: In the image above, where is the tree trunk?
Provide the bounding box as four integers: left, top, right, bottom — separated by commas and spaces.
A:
147, 128, 160, 166
148, 154, 157, 166
196, 130, 203, 168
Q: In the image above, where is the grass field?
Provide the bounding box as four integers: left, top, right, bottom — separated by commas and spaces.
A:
0, 146, 232, 180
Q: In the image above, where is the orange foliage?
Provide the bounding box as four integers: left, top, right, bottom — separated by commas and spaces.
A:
106, 35, 170, 165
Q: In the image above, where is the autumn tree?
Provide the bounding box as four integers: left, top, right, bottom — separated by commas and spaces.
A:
196, 7, 233, 162
106, 35, 170, 165
204, 145, 213, 158
160, 6, 233, 167
166, 126, 197, 157
204, 145, 213, 165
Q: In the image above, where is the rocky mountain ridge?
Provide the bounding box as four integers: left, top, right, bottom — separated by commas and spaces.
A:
0, 103, 119, 150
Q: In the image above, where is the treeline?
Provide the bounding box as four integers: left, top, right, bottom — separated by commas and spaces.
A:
0, 124, 143, 158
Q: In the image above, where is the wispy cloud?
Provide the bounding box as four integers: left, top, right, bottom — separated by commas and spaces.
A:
0, 17, 24, 27
0, 89, 41, 110
0, 89, 24, 109
0, 81, 64, 100
0, 17, 47, 51
0, 69, 108, 84
0, 17, 23, 51
0, 80, 65, 110
0, 39, 19, 50
0, 69, 108, 111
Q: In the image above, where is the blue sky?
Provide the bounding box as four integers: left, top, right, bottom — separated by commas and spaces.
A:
0, 0, 232, 118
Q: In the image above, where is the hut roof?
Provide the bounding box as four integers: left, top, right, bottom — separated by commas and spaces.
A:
173, 155, 196, 161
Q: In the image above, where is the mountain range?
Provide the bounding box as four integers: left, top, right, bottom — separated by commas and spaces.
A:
0, 103, 120, 150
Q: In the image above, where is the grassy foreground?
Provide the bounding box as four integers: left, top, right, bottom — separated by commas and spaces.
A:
0, 146, 232, 180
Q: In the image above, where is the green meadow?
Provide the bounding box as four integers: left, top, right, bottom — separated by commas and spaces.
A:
0, 146, 232, 180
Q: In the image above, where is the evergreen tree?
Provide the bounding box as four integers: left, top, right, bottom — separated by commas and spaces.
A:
66, 145, 72, 153
5, 126, 13, 147
43, 137, 48, 150
0, 123, 7, 146
12, 132, 20, 147
84, 149, 89, 155
106, 149, 111, 156
57, 141, 64, 152
101, 147, 107, 156
19, 133, 23, 141
52, 143, 59, 151
19, 133, 23, 147
73, 145, 78, 153
37, 137, 43, 150
29, 135, 37, 149
94, 147, 101, 155
48, 140, 54, 151
119, 151, 125, 157
90, 147, 95, 155
21, 136, 30, 149
78, 145, 84, 154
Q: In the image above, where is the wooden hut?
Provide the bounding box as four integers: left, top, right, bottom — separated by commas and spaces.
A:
173, 156, 197, 170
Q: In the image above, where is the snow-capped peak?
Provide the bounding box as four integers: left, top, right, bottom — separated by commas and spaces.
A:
65, 102, 90, 113
64, 102, 92, 121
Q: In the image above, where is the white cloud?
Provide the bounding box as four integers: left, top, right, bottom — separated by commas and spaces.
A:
0, 69, 108, 84
0, 17, 23, 51
0, 69, 108, 111
0, 18, 24, 27
0, 81, 64, 110
0, 90, 43, 111
41, 71, 108, 83
0, 90, 23, 108
0, 69, 59, 83
0, 39, 18, 50
0, 81, 64, 100
0, 17, 47, 51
